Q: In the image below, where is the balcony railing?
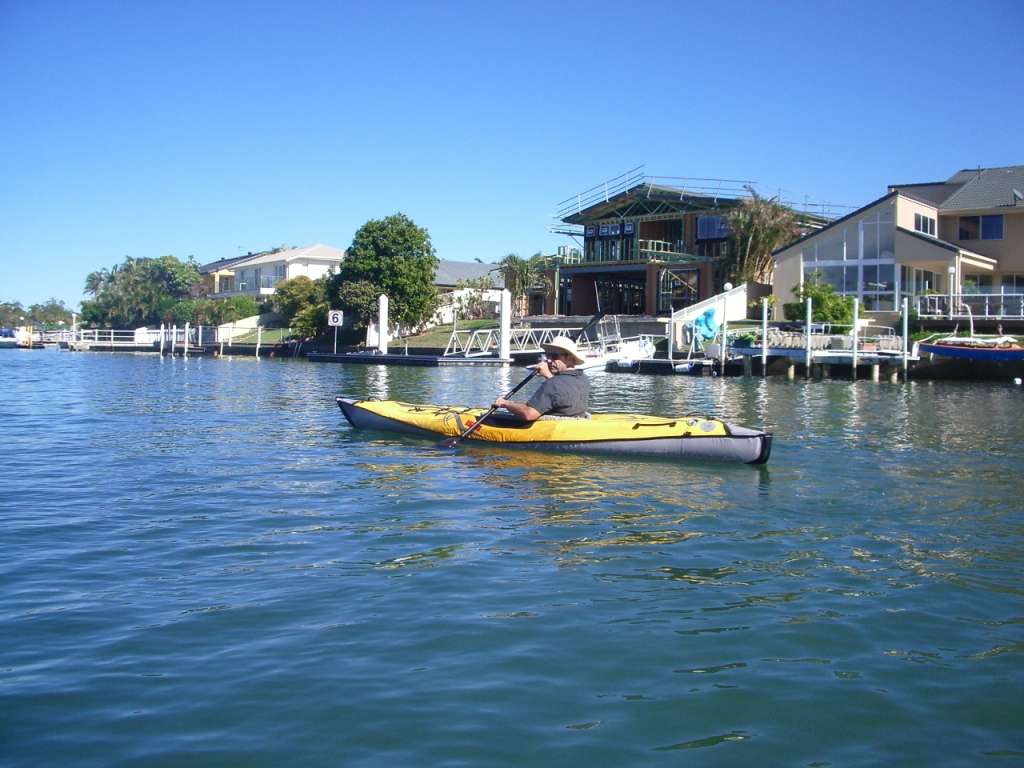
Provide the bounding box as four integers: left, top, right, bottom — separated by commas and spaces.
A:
917, 292, 1024, 319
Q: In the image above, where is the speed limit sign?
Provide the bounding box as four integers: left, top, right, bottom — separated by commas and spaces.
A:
328, 310, 344, 327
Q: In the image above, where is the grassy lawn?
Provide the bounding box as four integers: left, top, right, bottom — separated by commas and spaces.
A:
400, 319, 497, 349
228, 327, 291, 344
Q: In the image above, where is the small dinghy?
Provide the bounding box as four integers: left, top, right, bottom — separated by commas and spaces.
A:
336, 397, 772, 464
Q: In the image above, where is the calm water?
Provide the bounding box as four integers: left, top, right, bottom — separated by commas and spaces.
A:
1, 350, 1022, 767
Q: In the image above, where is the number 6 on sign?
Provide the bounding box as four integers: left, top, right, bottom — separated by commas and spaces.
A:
328, 310, 344, 354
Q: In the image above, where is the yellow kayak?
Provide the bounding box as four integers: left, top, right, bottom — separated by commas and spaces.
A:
337, 397, 772, 464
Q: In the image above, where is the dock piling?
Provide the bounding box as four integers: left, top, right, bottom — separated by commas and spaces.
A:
761, 298, 768, 377
851, 299, 860, 380
804, 298, 812, 378
901, 297, 909, 379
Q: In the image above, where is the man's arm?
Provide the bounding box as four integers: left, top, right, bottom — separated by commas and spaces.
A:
493, 397, 541, 422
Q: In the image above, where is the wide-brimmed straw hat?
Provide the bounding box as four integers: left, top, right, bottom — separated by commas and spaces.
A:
541, 335, 585, 365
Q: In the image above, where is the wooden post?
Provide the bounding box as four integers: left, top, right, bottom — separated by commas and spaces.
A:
786, 361, 796, 380
159, 323, 165, 355
183, 322, 190, 358
743, 355, 752, 377
172, 325, 177, 355
256, 325, 262, 358
871, 363, 880, 382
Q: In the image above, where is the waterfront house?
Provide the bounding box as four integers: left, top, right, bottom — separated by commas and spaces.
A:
431, 260, 505, 324
554, 169, 828, 317
772, 165, 1024, 327
200, 243, 346, 298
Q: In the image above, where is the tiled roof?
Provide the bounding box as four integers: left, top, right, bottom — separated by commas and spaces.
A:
435, 260, 503, 288
939, 166, 1024, 211
234, 243, 345, 267
199, 244, 345, 273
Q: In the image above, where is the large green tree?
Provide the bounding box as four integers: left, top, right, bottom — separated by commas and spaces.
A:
80, 255, 202, 327
328, 213, 439, 331
0, 301, 27, 326
726, 190, 802, 285
29, 298, 74, 326
273, 276, 326, 324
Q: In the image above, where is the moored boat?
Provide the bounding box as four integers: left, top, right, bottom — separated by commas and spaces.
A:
914, 335, 1024, 380
917, 336, 1024, 363
336, 397, 772, 464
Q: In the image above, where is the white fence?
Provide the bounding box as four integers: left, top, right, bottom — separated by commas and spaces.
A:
67, 324, 293, 355
917, 292, 1024, 320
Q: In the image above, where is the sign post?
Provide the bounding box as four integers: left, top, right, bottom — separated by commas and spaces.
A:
328, 309, 344, 354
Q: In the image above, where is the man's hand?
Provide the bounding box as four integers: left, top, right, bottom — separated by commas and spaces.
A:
536, 359, 555, 378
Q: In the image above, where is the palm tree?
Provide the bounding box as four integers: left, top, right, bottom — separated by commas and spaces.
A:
84, 268, 111, 297
726, 189, 801, 285
498, 252, 552, 317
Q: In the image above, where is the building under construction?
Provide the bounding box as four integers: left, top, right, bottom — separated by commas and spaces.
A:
544, 167, 831, 317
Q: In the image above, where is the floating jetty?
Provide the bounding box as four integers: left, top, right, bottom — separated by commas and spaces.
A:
308, 351, 510, 366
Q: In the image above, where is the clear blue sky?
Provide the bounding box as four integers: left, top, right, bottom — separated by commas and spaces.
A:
2, 0, 1021, 310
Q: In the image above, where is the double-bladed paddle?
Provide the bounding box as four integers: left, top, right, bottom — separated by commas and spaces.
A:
438, 310, 606, 449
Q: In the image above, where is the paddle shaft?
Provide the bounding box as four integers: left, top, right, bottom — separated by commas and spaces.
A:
440, 311, 606, 448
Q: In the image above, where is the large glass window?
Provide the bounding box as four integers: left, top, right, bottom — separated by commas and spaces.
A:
817, 233, 843, 261
799, 207, 898, 310
863, 222, 879, 259
981, 215, 1004, 240
697, 216, 729, 240
959, 216, 980, 240
962, 273, 993, 293
1003, 274, 1024, 292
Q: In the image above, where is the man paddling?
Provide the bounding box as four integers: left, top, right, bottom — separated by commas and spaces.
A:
494, 336, 591, 421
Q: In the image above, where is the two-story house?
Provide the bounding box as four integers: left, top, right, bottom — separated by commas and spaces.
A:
773, 165, 1023, 326
200, 243, 346, 298
554, 170, 828, 317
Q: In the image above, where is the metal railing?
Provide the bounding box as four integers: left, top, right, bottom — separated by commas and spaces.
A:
66, 325, 293, 354
444, 326, 587, 357
917, 292, 1024, 319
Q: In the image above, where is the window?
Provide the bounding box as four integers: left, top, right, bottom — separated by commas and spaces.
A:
697, 216, 729, 240
960, 215, 1003, 240
962, 274, 993, 293
981, 215, 1003, 240
914, 212, 936, 236
817, 233, 844, 261
1003, 275, 1024, 292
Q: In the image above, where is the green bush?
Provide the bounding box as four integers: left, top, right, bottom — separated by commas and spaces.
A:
782, 275, 853, 324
